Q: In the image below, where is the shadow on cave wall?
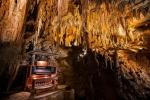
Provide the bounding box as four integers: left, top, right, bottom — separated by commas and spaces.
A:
0, 42, 23, 94
59, 47, 123, 100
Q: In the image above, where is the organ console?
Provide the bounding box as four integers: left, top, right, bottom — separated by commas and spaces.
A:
25, 50, 58, 95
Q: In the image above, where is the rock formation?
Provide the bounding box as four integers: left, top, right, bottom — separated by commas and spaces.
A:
0, 0, 150, 100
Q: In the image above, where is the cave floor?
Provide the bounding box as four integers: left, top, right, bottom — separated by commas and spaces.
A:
0, 89, 74, 100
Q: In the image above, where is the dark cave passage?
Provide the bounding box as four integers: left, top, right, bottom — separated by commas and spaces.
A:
63, 48, 121, 100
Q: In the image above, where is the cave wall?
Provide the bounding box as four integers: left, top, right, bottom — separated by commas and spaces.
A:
0, 0, 29, 91
0, 0, 28, 42
0, 0, 150, 100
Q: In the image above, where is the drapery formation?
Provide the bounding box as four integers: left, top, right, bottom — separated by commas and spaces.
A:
48, 0, 150, 54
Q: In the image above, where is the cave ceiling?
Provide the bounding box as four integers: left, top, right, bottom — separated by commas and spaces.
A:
0, 0, 150, 61
23, 0, 149, 51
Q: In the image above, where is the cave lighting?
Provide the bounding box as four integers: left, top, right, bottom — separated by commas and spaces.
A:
37, 61, 48, 66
